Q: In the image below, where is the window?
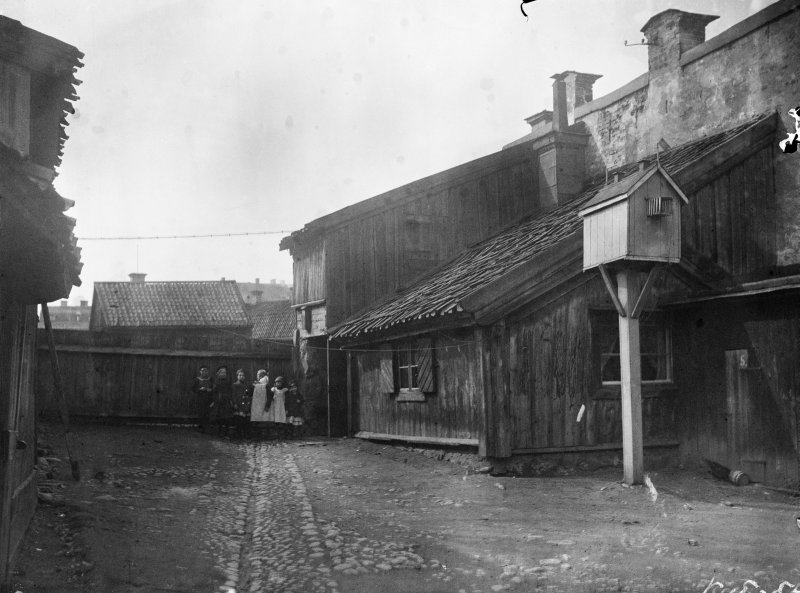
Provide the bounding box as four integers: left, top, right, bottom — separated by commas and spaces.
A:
380, 338, 436, 401
596, 314, 672, 385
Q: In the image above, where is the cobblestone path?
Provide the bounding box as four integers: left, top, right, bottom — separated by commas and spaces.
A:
215, 442, 426, 593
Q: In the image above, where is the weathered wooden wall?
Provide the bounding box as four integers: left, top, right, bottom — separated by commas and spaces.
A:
35, 330, 292, 420
681, 145, 776, 278
0, 300, 38, 590
292, 241, 325, 306
293, 144, 540, 328
495, 276, 678, 456
354, 330, 483, 442
674, 296, 800, 487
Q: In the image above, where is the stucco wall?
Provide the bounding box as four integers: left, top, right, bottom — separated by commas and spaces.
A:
577, 4, 800, 265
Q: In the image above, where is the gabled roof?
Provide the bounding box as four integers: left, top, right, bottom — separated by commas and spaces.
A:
578, 164, 689, 216
92, 281, 250, 329
248, 300, 295, 340
330, 112, 776, 340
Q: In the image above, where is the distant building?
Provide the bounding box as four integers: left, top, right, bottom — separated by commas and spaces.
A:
90, 273, 252, 350
237, 277, 292, 305
38, 299, 91, 330
247, 299, 295, 343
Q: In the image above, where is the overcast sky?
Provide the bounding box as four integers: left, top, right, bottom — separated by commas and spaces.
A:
0, 0, 774, 303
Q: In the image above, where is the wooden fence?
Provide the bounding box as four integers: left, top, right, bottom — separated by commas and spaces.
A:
35, 329, 294, 421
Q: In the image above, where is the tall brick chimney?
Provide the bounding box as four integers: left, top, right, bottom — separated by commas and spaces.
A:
129, 272, 146, 284
551, 71, 602, 125
535, 76, 589, 209
641, 10, 718, 72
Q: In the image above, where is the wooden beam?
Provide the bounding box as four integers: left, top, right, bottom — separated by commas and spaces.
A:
346, 351, 353, 437
616, 270, 644, 485
512, 439, 679, 455
36, 344, 289, 360
354, 431, 479, 447
476, 327, 491, 458
599, 264, 626, 317
630, 265, 661, 319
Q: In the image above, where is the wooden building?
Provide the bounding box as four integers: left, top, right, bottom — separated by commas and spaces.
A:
283, 1, 800, 486
0, 17, 84, 590
36, 275, 292, 421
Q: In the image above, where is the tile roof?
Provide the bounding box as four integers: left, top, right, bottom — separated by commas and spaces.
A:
331, 113, 773, 340
92, 281, 250, 328
248, 300, 295, 340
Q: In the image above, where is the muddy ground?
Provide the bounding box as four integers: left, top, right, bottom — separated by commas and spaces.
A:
9, 421, 800, 593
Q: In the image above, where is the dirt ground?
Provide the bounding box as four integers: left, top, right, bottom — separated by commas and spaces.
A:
9, 421, 800, 593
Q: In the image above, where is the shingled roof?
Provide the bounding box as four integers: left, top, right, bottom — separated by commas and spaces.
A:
91, 281, 250, 329
330, 113, 775, 340
248, 300, 295, 340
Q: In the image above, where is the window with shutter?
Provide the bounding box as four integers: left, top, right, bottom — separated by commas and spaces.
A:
393, 337, 435, 401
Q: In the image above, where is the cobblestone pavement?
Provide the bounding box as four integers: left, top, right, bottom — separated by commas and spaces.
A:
216, 442, 427, 593
13, 425, 800, 593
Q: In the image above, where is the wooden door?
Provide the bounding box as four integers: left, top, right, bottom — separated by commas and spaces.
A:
725, 349, 769, 483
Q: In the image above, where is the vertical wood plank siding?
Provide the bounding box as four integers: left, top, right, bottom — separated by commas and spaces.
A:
1, 302, 39, 587
682, 145, 775, 277
356, 330, 482, 441
34, 330, 292, 419
675, 299, 800, 487
499, 277, 677, 454
302, 148, 539, 328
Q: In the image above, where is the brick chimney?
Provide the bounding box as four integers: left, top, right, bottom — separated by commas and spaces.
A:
129, 273, 146, 284
551, 71, 602, 125
535, 76, 589, 208
641, 10, 718, 72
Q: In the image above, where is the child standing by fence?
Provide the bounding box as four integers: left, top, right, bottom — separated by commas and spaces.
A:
191, 365, 214, 433
232, 369, 252, 439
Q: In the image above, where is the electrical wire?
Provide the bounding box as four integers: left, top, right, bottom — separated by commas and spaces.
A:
79, 230, 294, 241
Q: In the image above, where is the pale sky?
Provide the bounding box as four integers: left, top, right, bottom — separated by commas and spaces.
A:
0, 0, 774, 304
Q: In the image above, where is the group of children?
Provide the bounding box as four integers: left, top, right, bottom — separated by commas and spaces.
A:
191, 366, 305, 439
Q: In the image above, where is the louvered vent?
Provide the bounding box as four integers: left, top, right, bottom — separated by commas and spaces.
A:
646, 196, 673, 217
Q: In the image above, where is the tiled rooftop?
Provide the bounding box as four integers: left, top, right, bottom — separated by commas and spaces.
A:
92, 281, 250, 328
248, 300, 295, 340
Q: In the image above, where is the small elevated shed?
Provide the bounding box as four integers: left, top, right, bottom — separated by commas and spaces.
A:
580, 164, 689, 270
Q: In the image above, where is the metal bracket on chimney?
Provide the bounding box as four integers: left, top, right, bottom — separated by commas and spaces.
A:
624, 38, 656, 46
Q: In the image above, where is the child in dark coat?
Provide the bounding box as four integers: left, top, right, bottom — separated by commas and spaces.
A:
285, 379, 305, 439
212, 365, 235, 436
232, 369, 252, 439
191, 365, 214, 433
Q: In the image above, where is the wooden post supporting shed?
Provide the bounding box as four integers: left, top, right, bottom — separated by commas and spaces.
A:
579, 164, 688, 484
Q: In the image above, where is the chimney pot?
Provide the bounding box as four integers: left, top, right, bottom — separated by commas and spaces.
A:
552, 80, 569, 132
129, 273, 147, 284
551, 71, 603, 124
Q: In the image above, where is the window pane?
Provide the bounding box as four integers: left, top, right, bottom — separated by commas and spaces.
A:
410, 365, 419, 389
599, 325, 619, 353
399, 367, 410, 389
601, 354, 621, 382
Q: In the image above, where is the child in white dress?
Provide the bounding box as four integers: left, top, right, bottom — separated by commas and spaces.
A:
267, 376, 288, 438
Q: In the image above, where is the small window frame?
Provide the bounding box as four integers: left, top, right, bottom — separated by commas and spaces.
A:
595, 312, 673, 387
